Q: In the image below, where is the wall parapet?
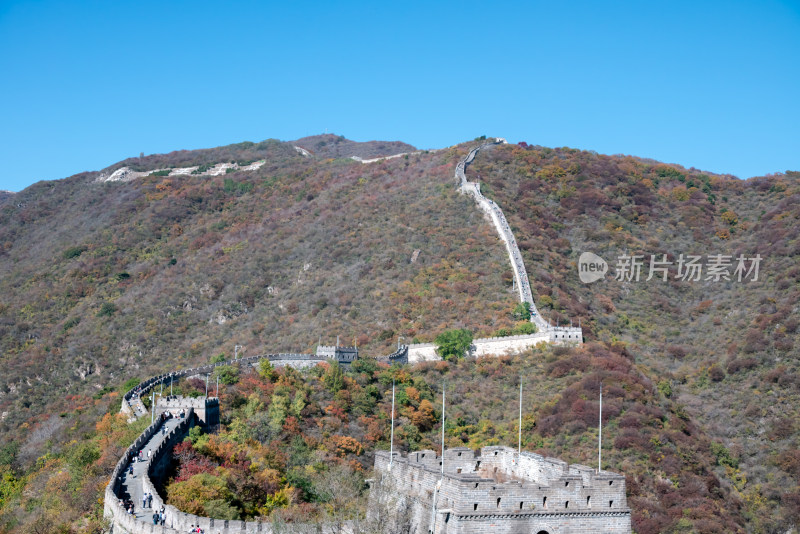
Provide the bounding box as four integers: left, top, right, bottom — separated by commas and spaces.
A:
379, 344, 409, 365
456, 141, 588, 338
406, 329, 582, 363
121, 352, 354, 420
105, 407, 282, 534
372, 446, 630, 533
103, 409, 195, 533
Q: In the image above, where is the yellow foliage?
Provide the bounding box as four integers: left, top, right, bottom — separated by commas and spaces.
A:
404, 386, 420, 406
167, 473, 231, 515
535, 164, 567, 181
721, 210, 738, 226
257, 486, 294, 515
155, 179, 172, 191
331, 435, 363, 456
670, 186, 690, 202
409, 399, 437, 431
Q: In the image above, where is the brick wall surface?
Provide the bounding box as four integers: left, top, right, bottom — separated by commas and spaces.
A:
372, 446, 631, 534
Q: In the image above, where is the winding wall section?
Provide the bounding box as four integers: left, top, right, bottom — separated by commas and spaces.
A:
457, 140, 551, 332
121, 352, 345, 419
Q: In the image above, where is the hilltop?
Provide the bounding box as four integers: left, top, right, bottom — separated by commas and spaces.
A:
293, 134, 416, 160
0, 136, 798, 532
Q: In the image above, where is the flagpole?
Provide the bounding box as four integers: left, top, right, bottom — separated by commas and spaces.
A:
389, 381, 395, 471
518, 378, 523, 456
431, 384, 445, 534
441, 383, 446, 476
598, 384, 603, 473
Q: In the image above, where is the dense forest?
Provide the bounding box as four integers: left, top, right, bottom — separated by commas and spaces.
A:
0, 135, 798, 532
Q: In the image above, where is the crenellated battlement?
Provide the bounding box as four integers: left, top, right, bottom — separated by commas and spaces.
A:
373, 445, 630, 533
407, 329, 583, 363
315, 344, 359, 364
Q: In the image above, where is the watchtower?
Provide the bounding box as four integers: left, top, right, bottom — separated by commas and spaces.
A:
315, 338, 359, 366
372, 446, 631, 534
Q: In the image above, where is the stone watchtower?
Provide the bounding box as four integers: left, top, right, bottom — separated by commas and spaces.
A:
372, 446, 631, 534
315, 341, 359, 366
155, 395, 219, 430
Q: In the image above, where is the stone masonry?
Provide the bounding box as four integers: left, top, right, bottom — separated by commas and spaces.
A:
373, 446, 631, 534
315, 344, 359, 365
407, 328, 583, 363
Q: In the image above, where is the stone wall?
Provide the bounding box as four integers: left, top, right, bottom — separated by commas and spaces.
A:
121, 353, 335, 419
456, 140, 550, 332
315, 345, 359, 365
103, 409, 195, 534
407, 329, 583, 364
121, 343, 418, 420
380, 344, 409, 365
372, 446, 630, 534
104, 407, 279, 534
406, 342, 438, 362
155, 396, 219, 428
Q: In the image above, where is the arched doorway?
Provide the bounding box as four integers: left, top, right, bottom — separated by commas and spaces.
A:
536, 531, 550, 534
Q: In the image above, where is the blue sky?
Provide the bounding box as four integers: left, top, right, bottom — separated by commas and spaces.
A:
1, 0, 798, 192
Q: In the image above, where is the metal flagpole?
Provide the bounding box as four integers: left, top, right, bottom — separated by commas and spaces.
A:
598, 384, 603, 473
518, 378, 523, 456
389, 381, 395, 471
441, 383, 446, 476
431, 382, 446, 534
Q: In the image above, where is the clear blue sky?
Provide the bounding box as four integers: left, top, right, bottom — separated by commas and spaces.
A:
1, 0, 798, 192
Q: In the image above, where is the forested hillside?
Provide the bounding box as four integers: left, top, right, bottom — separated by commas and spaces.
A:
0, 136, 798, 533
471, 143, 800, 530
0, 137, 523, 428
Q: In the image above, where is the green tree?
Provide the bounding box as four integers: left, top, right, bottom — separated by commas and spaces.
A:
323, 362, 345, 393
97, 302, 117, 317
67, 442, 100, 472
213, 365, 239, 385
350, 358, 379, 375
187, 425, 205, 445
434, 329, 473, 361
512, 302, 531, 321
210, 353, 226, 364
167, 473, 232, 515
512, 322, 536, 335
258, 359, 275, 381
268, 394, 290, 433
291, 390, 306, 418
0, 443, 18, 467
204, 499, 241, 520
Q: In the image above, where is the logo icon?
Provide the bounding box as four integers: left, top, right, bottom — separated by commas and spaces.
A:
578, 252, 608, 283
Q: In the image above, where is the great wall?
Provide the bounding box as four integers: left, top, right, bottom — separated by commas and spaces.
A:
457, 139, 547, 331
372, 447, 630, 534
102, 143, 626, 534
96, 160, 267, 184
